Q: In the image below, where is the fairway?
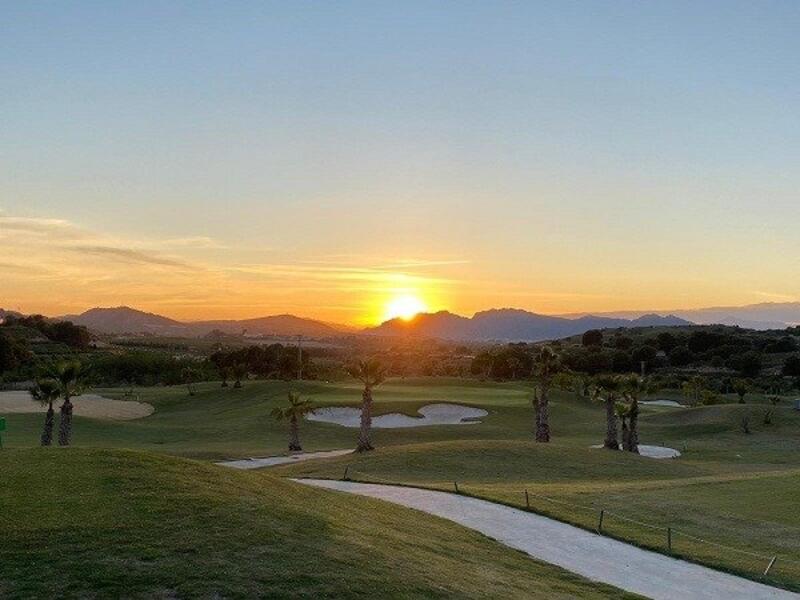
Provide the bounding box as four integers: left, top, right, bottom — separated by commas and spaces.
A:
3, 377, 800, 593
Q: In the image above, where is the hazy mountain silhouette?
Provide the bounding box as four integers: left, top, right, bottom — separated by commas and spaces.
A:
564, 302, 800, 330
60, 306, 348, 337
366, 308, 692, 342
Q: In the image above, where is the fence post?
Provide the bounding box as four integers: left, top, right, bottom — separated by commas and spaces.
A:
667, 527, 672, 552
343, 466, 349, 481
454, 481, 460, 494
525, 489, 530, 509
597, 509, 605, 533
764, 556, 777, 577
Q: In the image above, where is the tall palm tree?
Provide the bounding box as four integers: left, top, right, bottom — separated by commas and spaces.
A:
592, 374, 622, 450
30, 379, 60, 446
271, 391, 315, 452
49, 361, 86, 447
347, 358, 386, 452
531, 345, 561, 443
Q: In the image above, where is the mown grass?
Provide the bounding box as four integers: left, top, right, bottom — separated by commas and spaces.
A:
0, 448, 637, 600
279, 436, 800, 590
3, 377, 800, 592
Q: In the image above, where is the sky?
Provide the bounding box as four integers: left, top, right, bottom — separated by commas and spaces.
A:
2, 1, 800, 325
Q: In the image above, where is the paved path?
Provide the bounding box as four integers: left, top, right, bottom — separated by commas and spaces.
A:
296, 479, 798, 600
216, 449, 351, 469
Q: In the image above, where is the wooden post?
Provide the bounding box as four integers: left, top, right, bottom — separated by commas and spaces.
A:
525, 489, 530, 509
764, 556, 777, 577
343, 466, 349, 481
454, 481, 460, 494
667, 527, 672, 552
597, 509, 605, 533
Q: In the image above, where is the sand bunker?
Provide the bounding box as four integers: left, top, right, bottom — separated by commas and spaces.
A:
0, 391, 154, 420
216, 449, 352, 470
590, 444, 681, 459
307, 403, 488, 429
640, 399, 683, 408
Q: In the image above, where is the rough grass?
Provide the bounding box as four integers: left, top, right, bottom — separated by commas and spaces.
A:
0, 448, 636, 600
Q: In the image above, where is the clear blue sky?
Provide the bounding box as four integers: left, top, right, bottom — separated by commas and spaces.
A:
2, 1, 799, 322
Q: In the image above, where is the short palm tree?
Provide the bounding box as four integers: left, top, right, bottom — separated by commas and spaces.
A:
615, 401, 631, 451
592, 374, 622, 450
48, 360, 87, 447
620, 375, 656, 454
232, 363, 248, 388
181, 366, 199, 396
271, 391, 315, 452
531, 345, 561, 443
347, 358, 386, 452
30, 379, 60, 446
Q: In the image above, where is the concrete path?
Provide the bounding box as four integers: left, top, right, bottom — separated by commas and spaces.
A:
216, 449, 351, 469
296, 479, 798, 600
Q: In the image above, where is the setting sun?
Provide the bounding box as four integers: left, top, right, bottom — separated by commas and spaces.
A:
383, 295, 428, 322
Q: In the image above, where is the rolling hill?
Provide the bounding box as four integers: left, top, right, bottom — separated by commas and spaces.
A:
59, 306, 350, 338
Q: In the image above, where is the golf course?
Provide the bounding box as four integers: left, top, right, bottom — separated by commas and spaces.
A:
2, 377, 799, 598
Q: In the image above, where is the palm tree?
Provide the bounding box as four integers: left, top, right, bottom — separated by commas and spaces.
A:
48, 360, 86, 447
615, 402, 631, 452
220, 366, 231, 388
232, 363, 248, 389
347, 358, 386, 452
271, 391, 315, 452
733, 379, 749, 404
592, 374, 622, 450
181, 366, 199, 396
531, 345, 561, 443
30, 379, 60, 446
620, 375, 656, 454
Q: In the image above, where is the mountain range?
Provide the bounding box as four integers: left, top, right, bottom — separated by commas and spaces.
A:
562, 302, 800, 331
364, 309, 691, 342
5, 301, 800, 343
59, 306, 349, 338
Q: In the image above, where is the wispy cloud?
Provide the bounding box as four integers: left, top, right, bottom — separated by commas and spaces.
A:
65, 245, 199, 270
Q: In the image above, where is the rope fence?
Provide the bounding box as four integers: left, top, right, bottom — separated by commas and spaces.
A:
339, 467, 800, 588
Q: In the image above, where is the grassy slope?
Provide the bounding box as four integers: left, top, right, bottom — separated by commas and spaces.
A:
0, 449, 635, 600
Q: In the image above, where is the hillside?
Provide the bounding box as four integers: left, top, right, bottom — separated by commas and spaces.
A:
366, 308, 691, 342
59, 306, 348, 338
0, 449, 627, 599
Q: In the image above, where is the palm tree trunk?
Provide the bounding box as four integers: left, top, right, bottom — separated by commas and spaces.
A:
627, 399, 639, 454
289, 415, 302, 452
620, 416, 630, 451
356, 386, 374, 452
58, 396, 73, 447
604, 398, 619, 450
535, 384, 550, 443
41, 402, 54, 446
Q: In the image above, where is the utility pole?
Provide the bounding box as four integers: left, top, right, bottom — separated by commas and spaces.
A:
297, 335, 303, 380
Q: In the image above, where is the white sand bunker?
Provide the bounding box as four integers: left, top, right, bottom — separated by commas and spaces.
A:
307, 403, 488, 429
640, 399, 683, 408
216, 449, 352, 470
0, 391, 154, 420
590, 444, 681, 459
